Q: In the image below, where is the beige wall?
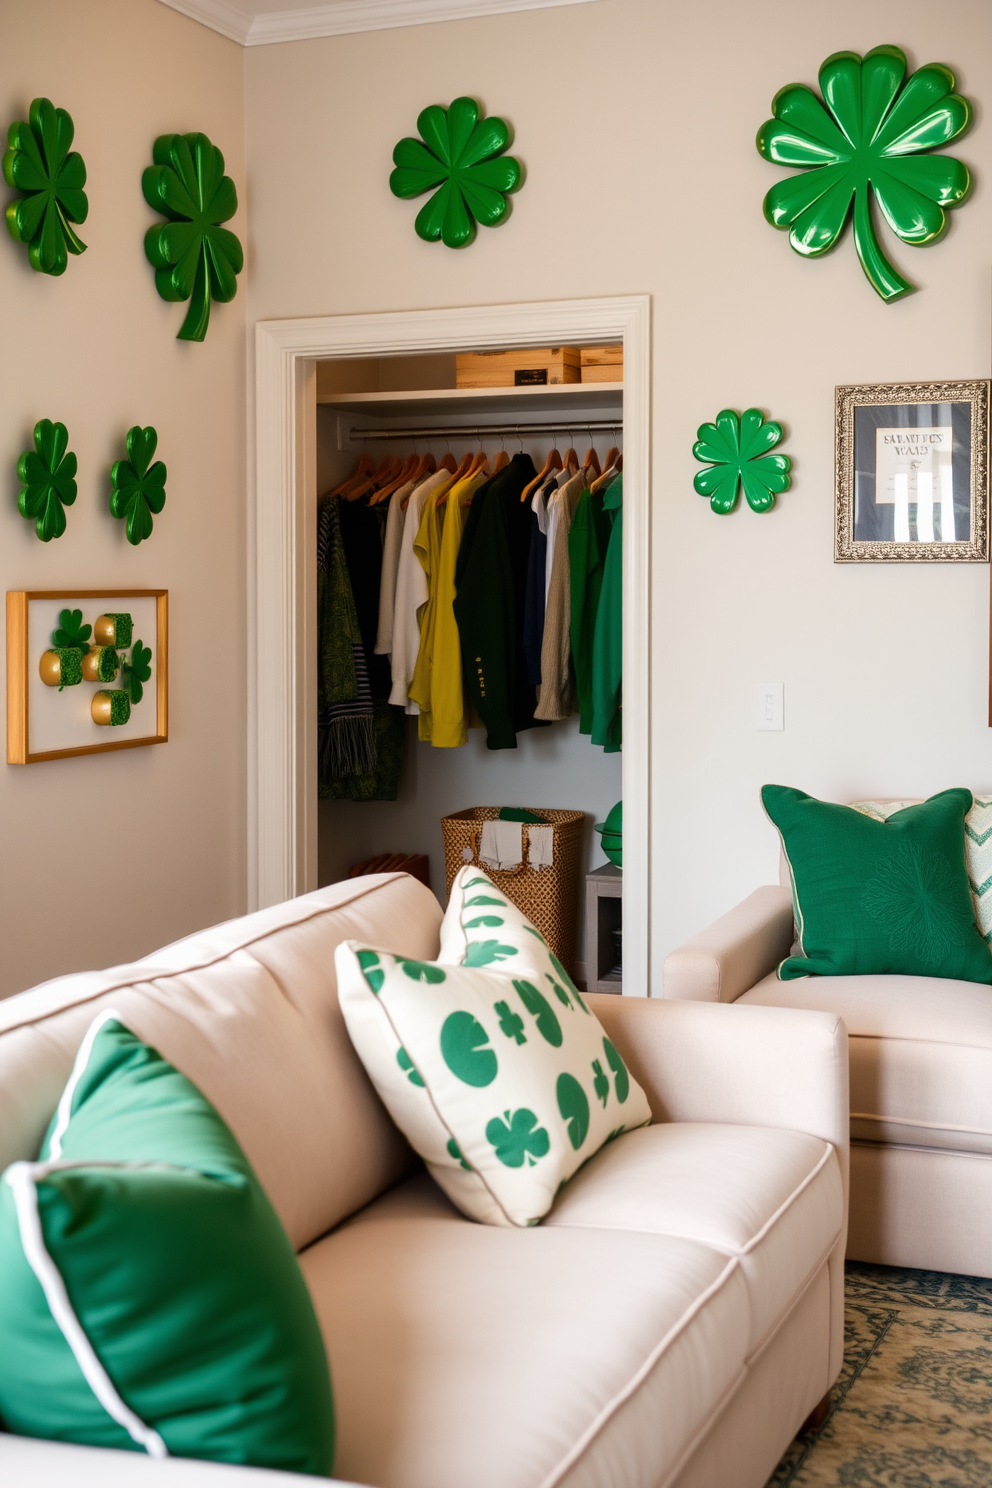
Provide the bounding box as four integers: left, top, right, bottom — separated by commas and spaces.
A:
0, 0, 247, 997
245, 0, 992, 969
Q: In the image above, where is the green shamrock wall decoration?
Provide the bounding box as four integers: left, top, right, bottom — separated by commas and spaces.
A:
693, 409, 792, 514
142, 132, 243, 341
3, 97, 87, 276
52, 609, 91, 653
122, 641, 152, 705
390, 96, 521, 248
757, 46, 972, 302
110, 426, 167, 544
17, 420, 77, 541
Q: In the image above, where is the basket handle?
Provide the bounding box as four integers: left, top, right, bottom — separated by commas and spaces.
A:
465, 825, 530, 877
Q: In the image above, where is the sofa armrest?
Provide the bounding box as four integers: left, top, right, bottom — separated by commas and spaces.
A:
662, 886, 794, 1003
587, 994, 849, 1179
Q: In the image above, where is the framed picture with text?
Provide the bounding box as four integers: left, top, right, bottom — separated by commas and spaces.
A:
835, 380, 989, 562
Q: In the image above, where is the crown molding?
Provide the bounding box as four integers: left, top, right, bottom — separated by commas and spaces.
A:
157, 0, 602, 46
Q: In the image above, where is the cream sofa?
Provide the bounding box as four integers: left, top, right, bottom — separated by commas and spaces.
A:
0, 872, 848, 1488
665, 861, 992, 1279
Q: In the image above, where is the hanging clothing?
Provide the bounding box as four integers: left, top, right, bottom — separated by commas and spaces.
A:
419, 467, 489, 747
569, 471, 618, 734
338, 494, 390, 702
591, 474, 623, 752
375, 478, 415, 657
408, 477, 449, 740
388, 468, 448, 712
317, 496, 375, 789
454, 452, 541, 750
535, 468, 586, 721
522, 473, 555, 687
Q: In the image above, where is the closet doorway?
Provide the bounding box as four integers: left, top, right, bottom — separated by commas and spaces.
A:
252, 296, 652, 994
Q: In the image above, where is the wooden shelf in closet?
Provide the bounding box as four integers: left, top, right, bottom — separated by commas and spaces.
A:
316, 383, 623, 419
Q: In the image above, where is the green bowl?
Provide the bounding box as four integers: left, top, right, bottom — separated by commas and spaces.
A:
594, 801, 623, 868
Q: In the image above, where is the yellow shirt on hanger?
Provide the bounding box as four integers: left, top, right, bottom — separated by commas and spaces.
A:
428, 468, 490, 747
408, 474, 453, 741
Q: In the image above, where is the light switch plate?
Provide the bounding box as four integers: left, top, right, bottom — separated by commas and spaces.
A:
756, 682, 784, 731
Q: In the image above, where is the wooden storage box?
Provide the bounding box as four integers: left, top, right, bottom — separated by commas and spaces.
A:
580, 344, 623, 384
456, 346, 581, 389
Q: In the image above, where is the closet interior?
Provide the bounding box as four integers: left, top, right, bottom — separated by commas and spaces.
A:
314, 348, 623, 989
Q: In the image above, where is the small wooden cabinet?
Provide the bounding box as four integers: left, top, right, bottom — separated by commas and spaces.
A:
585, 864, 622, 994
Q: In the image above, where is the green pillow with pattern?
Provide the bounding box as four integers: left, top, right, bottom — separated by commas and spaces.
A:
334, 932, 651, 1227
763, 784, 992, 983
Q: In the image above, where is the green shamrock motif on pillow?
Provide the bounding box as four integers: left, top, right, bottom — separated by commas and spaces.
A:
396, 1047, 425, 1087
17, 419, 77, 541
440, 1011, 497, 1087
400, 958, 447, 983
3, 97, 87, 275
463, 940, 518, 968
446, 1137, 471, 1171
512, 980, 562, 1048
52, 609, 91, 654
693, 409, 791, 515
110, 427, 167, 545
486, 1109, 549, 1169
494, 1001, 526, 1045
557, 1074, 590, 1151
592, 1060, 610, 1108
142, 132, 243, 342
465, 895, 508, 908
389, 96, 522, 249
546, 975, 573, 1010
357, 950, 384, 994
756, 46, 972, 302
603, 1038, 630, 1104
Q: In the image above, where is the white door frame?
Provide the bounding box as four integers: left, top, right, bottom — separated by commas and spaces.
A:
251, 294, 652, 994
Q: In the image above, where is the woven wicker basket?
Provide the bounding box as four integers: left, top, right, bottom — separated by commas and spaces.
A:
441, 807, 585, 973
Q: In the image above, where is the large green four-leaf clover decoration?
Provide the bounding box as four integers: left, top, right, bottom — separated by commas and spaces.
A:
3, 98, 87, 276
756, 46, 972, 302
142, 132, 243, 341
390, 96, 522, 249
693, 409, 792, 515
110, 426, 167, 545
17, 420, 77, 541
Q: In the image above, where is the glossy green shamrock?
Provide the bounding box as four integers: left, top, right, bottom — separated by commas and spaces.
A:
110, 426, 167, 545
757, 46, 972, 302
52, 609, 91, 654
17, 420, 77, 541
390, 96, 522, 249
3, 98, 87, 276
122, 641, 153, 706
142, 132, 243, 341
556, 1074, 590, 1151
693, 409, 792, 515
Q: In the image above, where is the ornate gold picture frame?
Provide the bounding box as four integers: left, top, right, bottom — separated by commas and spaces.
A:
7, 589, 168, 764
835, 380, 989, 562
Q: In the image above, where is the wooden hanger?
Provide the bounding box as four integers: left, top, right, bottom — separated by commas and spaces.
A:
372, 452, 419, 505
436, 451, 475, 508
327, 453, 373, 498
591, 450, 622, 494
438, 452, 458, 473
520, 446, 562, 502
583, 448, 602, 478
492, 450, 510, 473
562, 446, 580, 476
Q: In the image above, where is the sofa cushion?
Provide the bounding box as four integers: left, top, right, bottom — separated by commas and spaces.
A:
298, 1171, 750, 1488
334, 940, 650, 1227
0, 874, 443, 1250
740, 972, 992, 1156
0, 1014, 334, 1472
545, 1123, 842, 1357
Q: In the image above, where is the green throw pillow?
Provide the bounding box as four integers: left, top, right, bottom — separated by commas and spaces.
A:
762, 785, 992, 983
0, 1013, 334, 1474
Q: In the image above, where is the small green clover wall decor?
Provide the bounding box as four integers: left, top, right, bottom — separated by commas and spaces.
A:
693, 409, 792, 514
18, 420, 77, 541
142, 132, 243, 341
110, 427, 167, 544
3, 97, 87, 276
390, 96, 521, 249
122, 641, 152, 705
756, 46, 972, 302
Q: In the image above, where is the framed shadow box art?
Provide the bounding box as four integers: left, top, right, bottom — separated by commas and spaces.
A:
7, 590, 168, 763
835, 381, 989, 562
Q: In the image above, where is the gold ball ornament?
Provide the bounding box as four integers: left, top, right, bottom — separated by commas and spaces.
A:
81, 649, 100, 682
93, 615, 116, 645
39, 649, 61, 686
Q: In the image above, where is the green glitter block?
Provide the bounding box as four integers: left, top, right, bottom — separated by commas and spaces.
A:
108, 690, 131, 726
96, 646, 119, 682
54, 647, 82, 688
105, 612, 132, 648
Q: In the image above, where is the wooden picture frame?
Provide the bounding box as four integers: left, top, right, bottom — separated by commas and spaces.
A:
7, 590, 168, 764
835, 380, 990, 562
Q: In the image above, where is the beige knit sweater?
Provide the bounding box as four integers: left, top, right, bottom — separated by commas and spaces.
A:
534, 468, 587, 720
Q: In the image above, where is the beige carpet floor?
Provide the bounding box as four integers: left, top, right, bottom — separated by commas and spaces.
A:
767, 1263, 992, 1486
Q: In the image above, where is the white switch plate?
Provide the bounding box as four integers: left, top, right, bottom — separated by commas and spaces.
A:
756, 682, 784, 731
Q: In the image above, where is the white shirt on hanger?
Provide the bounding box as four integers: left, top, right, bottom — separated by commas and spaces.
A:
375, 478, 415, 656
544, 466, 573, 602
388, 468, 449, 713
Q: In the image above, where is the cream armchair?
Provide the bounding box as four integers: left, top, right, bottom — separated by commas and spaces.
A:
665, 881, 992, 1278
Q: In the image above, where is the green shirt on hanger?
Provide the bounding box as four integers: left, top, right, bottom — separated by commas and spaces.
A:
569, 474, 616, 735
591, 474, 622, 753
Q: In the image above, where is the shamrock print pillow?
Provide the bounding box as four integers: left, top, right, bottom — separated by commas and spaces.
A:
438, 865, 579, 988
334, 918, 651, 1228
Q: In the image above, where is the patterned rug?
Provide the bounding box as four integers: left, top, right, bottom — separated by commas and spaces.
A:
768, 1263, 992, 1486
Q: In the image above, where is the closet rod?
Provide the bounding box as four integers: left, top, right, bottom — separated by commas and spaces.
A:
349, 420, 623, 442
